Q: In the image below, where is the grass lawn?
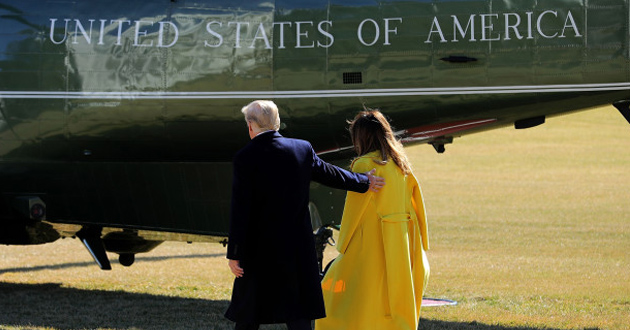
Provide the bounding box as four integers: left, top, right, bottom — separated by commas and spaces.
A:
0, 106, 628, 330
412, 106, 630, 330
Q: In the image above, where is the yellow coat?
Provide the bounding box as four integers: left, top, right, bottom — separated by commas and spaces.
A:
316, 151, 430, 330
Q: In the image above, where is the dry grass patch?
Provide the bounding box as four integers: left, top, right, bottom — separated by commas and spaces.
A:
413, 106, 630, 330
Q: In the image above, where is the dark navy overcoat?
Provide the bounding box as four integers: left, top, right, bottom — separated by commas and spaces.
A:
225, 131, 369, 324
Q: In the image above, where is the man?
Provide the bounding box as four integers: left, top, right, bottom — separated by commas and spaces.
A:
225, 100, 385, 330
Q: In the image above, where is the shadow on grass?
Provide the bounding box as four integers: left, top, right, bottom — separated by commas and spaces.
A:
419, 318, 600, 330
0, 282, 598, 330
0, 253, 224, 275
0, 282, 235, 330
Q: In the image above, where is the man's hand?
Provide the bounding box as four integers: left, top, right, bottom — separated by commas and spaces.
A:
228, 259, 244, 278
365, 169, 385, 192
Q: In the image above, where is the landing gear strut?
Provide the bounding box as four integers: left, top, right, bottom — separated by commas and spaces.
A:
314, 225, 335, 278
309, 202, 336, 278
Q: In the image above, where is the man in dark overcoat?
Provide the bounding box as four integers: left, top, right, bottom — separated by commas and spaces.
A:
225, 100, 384, 330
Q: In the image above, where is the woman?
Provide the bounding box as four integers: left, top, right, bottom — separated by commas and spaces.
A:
315, 109, 430, 330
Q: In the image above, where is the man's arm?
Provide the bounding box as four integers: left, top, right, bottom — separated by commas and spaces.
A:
311, 147, 384, 193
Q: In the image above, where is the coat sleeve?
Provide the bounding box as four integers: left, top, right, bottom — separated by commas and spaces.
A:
410, 173, 429, 251
336, 157, 375, 254
310, 145, 370, 193
226, 153, 253, 260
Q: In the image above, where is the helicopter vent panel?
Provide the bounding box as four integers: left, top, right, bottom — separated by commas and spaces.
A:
343, 72, 363, 84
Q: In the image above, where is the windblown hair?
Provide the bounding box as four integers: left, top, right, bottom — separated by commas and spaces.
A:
348, 108, 412, 175
241, 100, 281, 131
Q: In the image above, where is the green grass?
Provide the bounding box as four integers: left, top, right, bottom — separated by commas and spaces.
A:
1, 106, 629, 330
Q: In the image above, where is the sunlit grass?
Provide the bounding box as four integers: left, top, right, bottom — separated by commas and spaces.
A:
0, 106, 629, 330
411, 106, 630, 330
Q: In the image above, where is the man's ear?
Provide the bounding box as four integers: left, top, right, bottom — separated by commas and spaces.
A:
247, 121, 256, 139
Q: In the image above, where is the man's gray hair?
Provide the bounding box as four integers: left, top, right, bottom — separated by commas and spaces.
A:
241, 100, 281, 131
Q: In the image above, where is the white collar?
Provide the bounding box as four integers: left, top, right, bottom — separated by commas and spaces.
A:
255, 130, 275, 137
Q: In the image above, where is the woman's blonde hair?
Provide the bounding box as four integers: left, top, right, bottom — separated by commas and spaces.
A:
348, 108, 412, 175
